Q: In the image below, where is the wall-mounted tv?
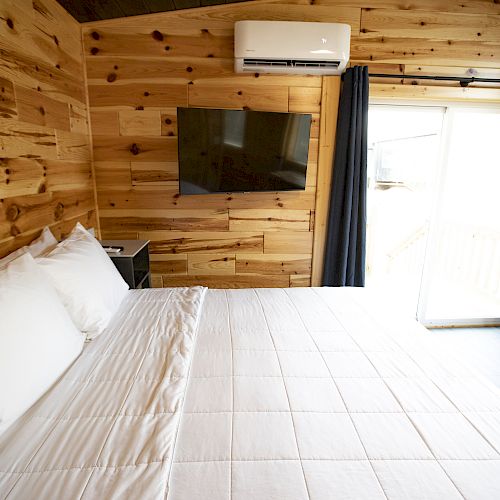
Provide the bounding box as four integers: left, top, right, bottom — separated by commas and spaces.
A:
177, 107, 312, 194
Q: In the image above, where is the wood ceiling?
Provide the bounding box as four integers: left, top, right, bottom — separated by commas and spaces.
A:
55, 0, 248, 23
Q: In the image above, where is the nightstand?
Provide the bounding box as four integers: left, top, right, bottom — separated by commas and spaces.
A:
100, 240, 151, 289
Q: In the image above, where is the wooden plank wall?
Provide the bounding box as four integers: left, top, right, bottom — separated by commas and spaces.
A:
0, 0, 96, 258
82, 0, 500, 288
83, 10, 326, 289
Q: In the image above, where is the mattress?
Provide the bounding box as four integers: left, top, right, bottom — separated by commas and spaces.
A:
1, 286, 499, 499
0, 286, 207, 499
168, 287, 500, 500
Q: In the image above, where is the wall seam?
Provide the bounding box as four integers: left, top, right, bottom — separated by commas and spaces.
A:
80, 26, 102, 238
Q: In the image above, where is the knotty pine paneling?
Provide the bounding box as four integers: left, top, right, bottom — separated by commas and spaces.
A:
188, 253, 236, 275
235, 254, 312, 275
131, 162, 178, 186
119, 110, 162, 136
188, 83, 289, 112
0, 158, 44, 198
228, 209, 311, 232
160, 111, 178, 136
264, 231, 314, 255
160, 274, 290, 288
97, 188, 316, 210
0, 117, 57, 159
90, 110, 120, 135
84, 0, 500, 288
99, 208, 229, 232
289, 87, 322, 113
0, 1, 85, 105
350, 37, 500, 68
15, 86, 71, 131
93, 136, 178, 162
83, 28, 235, 59
142, 231, 264, 254
290, 274, 312, 287
88, 83, 188, 109
0, 77, 17, 119
94, 161, 133, 189
0, 0, 96, 259
301, 1, 500, 16
150, 254, 188, 275
43, 160, 92, 192
55, 130, 91, 161
84, 13, 321, 288
69, 103, 89, 135
360, 9, 500, 44
1, 189, 94, 239
0, 158, 91, 198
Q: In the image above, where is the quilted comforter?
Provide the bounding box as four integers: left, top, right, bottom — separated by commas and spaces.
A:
1, 286, 499, 499
0, 287, 207, 499
168, 287, 500, 500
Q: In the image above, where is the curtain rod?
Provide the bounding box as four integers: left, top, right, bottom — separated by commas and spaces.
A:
368, 73, 500, 87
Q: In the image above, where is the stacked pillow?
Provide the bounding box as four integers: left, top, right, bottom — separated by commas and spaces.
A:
0, 223, 129, 435
0, 226, 57, 267
36, 223, 129, 339
0, 253, 84, 435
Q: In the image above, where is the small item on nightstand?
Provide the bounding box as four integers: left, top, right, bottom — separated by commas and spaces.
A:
100, 240, 151, 289
103, 246, 124, 254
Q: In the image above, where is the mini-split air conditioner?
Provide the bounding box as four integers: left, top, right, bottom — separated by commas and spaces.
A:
234, 21, 351, 76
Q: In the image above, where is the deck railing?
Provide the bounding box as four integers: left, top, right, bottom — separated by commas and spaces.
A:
385, 222, 500, 301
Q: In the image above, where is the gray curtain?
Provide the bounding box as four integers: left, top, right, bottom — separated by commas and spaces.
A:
322, 66, 369, 287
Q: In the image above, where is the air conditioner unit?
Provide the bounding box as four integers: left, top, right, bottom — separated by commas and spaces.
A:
234, 21, 351, 76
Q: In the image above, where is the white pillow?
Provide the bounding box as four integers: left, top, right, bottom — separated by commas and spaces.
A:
0, 226, 57, 268
0, 253, 84, 436
27, 226, 58, 256
36, 223, 129, 339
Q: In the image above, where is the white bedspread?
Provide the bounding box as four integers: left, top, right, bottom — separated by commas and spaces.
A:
0, 287, 206, 499
2, 286, 500, 499
168, 287, 500, 500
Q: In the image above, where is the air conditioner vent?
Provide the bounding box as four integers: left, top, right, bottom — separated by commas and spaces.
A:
243, 58, 341, 69
235, 21, 351, 75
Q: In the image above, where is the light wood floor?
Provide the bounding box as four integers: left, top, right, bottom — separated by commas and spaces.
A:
427, 327, 500, 388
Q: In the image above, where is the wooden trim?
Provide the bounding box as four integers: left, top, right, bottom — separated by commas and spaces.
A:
370, 83, 500, 102
81, 25, 102, 238
311, 76, 341, 286
42, 0, 81, 27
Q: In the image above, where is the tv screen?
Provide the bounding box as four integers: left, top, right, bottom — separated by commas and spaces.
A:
177, 107, 312, 194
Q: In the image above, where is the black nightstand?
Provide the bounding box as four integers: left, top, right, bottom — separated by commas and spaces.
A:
100, 240, 151, 289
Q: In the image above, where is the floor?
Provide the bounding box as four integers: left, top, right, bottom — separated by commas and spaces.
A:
427, 327, 500, 388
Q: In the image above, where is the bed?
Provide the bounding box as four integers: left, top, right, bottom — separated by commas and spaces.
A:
1, 286, 500, 499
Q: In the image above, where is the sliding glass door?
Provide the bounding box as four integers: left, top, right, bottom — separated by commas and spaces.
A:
366, 103, 500, 326
366, 105, 444, 318
419, 108, 500, 325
